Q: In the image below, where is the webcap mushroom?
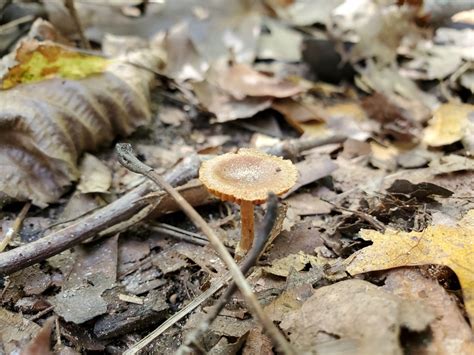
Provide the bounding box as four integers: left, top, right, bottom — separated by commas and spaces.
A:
199, 148, 298, 254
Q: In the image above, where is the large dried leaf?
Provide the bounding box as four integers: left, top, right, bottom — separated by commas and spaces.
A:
347, 210, 474, 329
0, 41, 160, 206
280, 279, 434, 355
383, 268, 474, 354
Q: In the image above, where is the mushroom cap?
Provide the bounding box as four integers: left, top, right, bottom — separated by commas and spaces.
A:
199, 148, 298, 204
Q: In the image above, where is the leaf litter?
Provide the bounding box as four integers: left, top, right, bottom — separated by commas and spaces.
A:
0, 0, 473, 354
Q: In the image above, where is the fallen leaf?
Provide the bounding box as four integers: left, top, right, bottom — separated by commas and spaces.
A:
161, 21, 209, 82
429, 154, 474, 174
347, 210, 474, 328
77, 153, 112, 194
0, 36, 159, 206
217, 63, 303, 100
285, 193, 332, 216
268, 0, 344, 26
257, 19, 303, 62
386, 179, 453, 202
0, 308, 41, 354
283, 155, 338, 197
242, 328, 273, 355
331, 0, 419, 64
1, 42, 109, 89
193, 79, 272, 123
159, 105, 187, 126
280, 279, 434, 355
50, 235, 118, 323
356, 59, 438, 110
423, 103, 474, 150
263, 251, 334, 278
383, 268, 474, 355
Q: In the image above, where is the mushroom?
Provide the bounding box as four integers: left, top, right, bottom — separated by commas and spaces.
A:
199, 148, 298, 254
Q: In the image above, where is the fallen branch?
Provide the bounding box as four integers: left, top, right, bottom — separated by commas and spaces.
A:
116, 143, 294, 355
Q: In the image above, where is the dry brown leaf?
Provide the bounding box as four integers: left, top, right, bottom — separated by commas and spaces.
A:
50, 235, 118, 323
242, 328, 273, 355
77, 153, 112, 194
217, 63, 304, 100
193, 80, 272, 123
347, 210, 474, 329
423, 103, 474, 151
283, 155, 338, 197
0, 308, 41, 354
280, 279, 434, 355
383, 268, 474, 355
0, 39, 160, 206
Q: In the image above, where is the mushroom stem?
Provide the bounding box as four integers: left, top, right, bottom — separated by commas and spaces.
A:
239, 200, 255, 253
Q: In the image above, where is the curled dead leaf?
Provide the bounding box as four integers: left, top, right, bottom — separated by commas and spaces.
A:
0, 40, 160, 206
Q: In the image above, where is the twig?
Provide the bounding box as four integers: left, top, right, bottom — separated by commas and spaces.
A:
0, 154, 201, 276
29, 305, 54, 321
265, 134, 346, 159
64, 0, 91, 49
0, 202, 31, 252
55, 317, 62, 346
323, 200, 386, 233
116, 143, 294, 355
147, 223, 234, 251
177, 194, 279, 355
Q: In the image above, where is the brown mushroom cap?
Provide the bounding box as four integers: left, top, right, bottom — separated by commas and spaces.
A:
199, 148, 298, 204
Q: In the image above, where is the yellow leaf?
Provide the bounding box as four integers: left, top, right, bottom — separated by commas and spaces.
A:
347, 210, 474, 329
423, 103, 474, 147
2, 43, 109, 89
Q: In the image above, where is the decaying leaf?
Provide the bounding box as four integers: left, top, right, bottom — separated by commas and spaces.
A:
77, 153, 112, 194
263, 251, 336, 278
50, 235, 118, 323
423, 103, 474, 152
280, 279, 434, 355
0, 37, 160, 206
193, 79, 272, 123
347, 210, 474, 328
383, 268, 474, 354
217, 63, 304, 100
0, 307, 41, 354
1, 42, 109, 89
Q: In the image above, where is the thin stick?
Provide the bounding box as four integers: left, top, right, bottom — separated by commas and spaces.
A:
177, 194, 279, 355
64, 0, 91, 49
0, 202, 31, 252
29, 305, 54, 321
55, 317, 62, 346
116, 143, 294, 355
